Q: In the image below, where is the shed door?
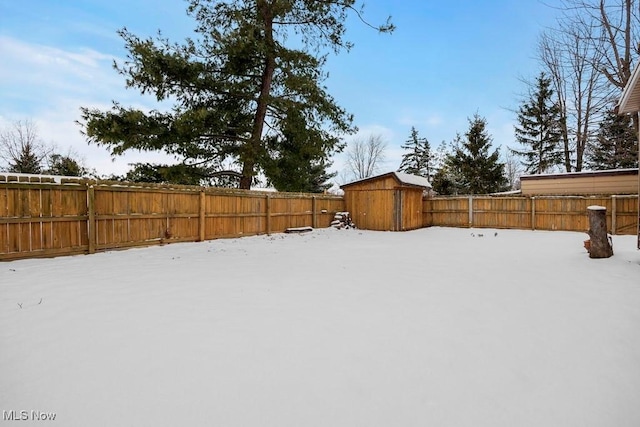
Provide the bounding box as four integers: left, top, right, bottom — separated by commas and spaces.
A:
393, 189, 403, 231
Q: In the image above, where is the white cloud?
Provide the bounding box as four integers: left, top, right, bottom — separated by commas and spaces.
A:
0, 36, 123, 99
345, 124, 396, 144
425, 115, 444, 127
0, 36, 172, 176
397, 110, 445, 130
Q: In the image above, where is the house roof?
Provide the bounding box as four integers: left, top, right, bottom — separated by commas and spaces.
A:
617, 63, 640, 114
520, 168, 638, 181
340, 171, 432, 189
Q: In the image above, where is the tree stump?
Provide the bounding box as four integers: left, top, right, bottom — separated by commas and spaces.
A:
586, 206, 613, 259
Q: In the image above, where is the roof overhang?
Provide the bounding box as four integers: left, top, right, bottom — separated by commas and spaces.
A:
617, 63, 640, 114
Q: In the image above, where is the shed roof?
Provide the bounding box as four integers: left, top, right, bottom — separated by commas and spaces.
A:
617, 63, 640, 114
341, 171, 432, 189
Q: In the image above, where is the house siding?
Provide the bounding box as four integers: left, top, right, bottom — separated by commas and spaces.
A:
521, 170, 638, 196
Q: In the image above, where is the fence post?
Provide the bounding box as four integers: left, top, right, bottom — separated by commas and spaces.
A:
468, 195, 473, 227
87, 184, 96, 254
266, 194, 271, 235
312, 196, 317, 229
199, 190, 206, 242
611, 195, 617, 235
531, 196, 536, 231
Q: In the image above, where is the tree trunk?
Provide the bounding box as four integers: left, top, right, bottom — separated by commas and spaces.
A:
586, 205, 613, 258
239, 0, 276, 190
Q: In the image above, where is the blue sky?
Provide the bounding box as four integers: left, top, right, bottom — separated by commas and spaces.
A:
0, 0, 562, 179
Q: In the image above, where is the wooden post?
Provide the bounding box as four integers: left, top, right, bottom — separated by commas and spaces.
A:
394, 189, 403, 231
198, 190, 206, 242
87, 185, 96, 254
312, 196, 317, 229
531, 197, 536, 231
266, 194, 271, 236
611, 195, 617, 235
586, 205, 613, 258
468, 195, 473, 228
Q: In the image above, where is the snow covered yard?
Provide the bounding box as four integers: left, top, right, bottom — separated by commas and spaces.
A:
1, 227, 639, 427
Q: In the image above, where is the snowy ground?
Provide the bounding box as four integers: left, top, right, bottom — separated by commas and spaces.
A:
1, 227, 639, 427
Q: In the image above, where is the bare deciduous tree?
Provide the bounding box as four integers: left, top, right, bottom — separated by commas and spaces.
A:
558, 0, 640, 134
503, 149, 523, 190
0, 120, 53, 174
345, 134, 387, 180
563, 0, 640, 91
537, 20, 612, 172
533, 0, 640, 173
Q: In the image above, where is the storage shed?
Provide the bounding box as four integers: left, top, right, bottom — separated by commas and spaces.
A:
340, 172, 431, 231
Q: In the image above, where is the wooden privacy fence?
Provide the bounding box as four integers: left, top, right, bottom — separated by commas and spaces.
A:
0, 180, 345, 260
2, 174, 637, 261
423, 195, 638, 235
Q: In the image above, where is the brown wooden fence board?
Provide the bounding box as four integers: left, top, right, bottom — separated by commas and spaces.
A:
0, 225, 7, 254
42, 221, 53, 250
58, 222, 71, 249
41, 188, 52, 217
30, 221, 42, 252
7, 224, 19, 252
0, 187, 7, 219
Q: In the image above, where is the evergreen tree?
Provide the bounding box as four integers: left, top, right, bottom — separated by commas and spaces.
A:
430, 141, 457, 194
431, 162, 464, 195
80, 0, 393, 189
261, 110, 336, 192
511, 72, 564, 174
586, 110, 638, 170
398, 127, 434, 180
122, 163, 211, 185
431, 141, 449, 175
45, 154, 88, 177
446, 114, 508, 194
9, 145, 43, 174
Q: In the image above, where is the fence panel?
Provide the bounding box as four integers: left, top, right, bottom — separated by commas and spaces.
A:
206, 192, 265, 238
316, 197, 345, 228
613, 195, 637, 234
270, 196, 313, 232
424, 197, 470, 227
1, 184, 88, 259
472, 197, 532, 229
424, 195, 638, 235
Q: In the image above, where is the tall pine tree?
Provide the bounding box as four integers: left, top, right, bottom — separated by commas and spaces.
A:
445, 114, 508, 194
586, 110, 638, 170
80, 1, 393, 189
511, 72, 564, 174
398, 127, 434, 180
261, 110, 336, 192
